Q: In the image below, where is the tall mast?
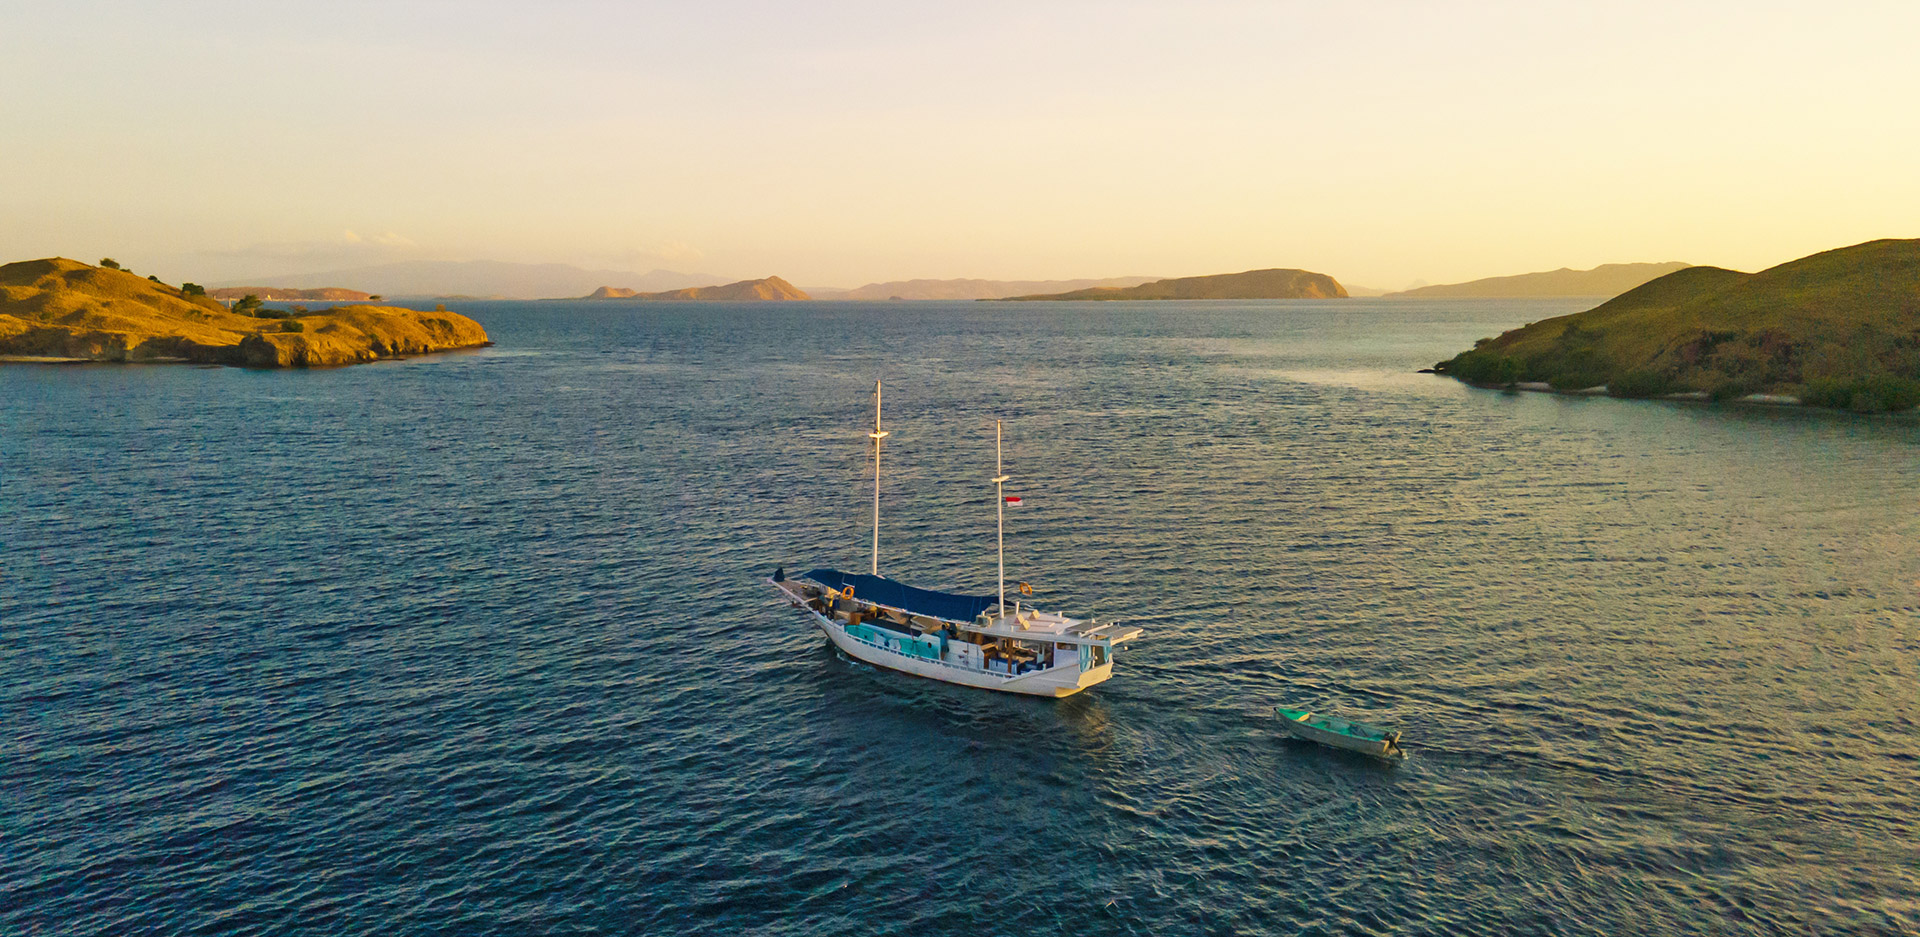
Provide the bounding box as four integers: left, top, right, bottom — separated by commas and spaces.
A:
868, 381, 888, 576
992, 420, 1010, 616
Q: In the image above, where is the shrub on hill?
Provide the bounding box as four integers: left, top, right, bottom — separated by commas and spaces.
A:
1800, 375, 1920, 413
1606, 370, 1675, 399
1527, 322, 1610, 389
1441, 349, 1520, 386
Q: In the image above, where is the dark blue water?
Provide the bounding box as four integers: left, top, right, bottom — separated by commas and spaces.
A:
5, 299, 1918, 935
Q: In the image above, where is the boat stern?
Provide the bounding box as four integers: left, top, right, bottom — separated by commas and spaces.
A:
1002, 661, 1114, 698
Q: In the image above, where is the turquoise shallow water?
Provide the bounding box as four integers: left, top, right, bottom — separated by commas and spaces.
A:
4, 298, 1918, 935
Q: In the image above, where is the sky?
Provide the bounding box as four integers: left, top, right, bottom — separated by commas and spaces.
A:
3, 0, 1918, 289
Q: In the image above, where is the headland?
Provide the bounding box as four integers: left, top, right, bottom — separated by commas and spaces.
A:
0, 258, 491, 368
1431, 239, 1920, 412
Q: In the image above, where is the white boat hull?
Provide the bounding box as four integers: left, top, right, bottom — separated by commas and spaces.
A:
801, 605, 1112, 698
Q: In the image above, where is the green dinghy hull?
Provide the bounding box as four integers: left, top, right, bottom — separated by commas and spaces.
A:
1276, 705, 1406, 762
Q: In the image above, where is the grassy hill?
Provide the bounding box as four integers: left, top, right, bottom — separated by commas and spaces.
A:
1000, 268, 1346, 301
0, 258, 489, 367
1433, 239, 1920, 411
1387, 262, 1690, 299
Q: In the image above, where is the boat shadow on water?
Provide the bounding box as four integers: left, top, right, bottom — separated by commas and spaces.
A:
1272, 735, 1410, 775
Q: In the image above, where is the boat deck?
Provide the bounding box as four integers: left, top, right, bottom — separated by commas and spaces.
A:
782, 572, 1138, 647
964, 610, 1142, 646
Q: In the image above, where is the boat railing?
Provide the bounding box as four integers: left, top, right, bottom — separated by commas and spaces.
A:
836, 624, 1030, 679
829, 614, 1083, 680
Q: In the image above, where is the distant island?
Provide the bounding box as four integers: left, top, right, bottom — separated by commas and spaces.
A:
1386, 262, 1691, 299
811, 276, 1160, 301
214, 260, 726, 301
0, 258, 489, 367
580, 276, 808, 301
1432, 239, 1920, 412
998, 268, 1346, 301
208, 286, 373, 302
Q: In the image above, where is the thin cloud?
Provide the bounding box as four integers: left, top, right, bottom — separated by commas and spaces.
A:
164, 232, 432, 281
581, 241, 709, 272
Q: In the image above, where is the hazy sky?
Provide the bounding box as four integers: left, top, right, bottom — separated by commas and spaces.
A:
4, 0, 1917, 288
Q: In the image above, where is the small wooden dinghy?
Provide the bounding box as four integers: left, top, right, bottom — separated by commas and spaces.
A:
1276, 705, 1406, 761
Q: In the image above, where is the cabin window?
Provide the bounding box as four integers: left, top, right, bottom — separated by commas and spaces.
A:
1091, 645, 1109, 668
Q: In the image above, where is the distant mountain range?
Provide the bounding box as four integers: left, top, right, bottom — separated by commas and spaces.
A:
212, 260, 726, 300
1386, 262, 1690, 299
1000, 268, 1346, 301
208, 286, 372, 301
809, 276, 1160, 301
581, 277, 809, 301
200, 259, 1688, 304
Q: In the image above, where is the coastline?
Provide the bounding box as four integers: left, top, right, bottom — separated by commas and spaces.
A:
0, 345, 494, 368
1426, 372, 1834, 409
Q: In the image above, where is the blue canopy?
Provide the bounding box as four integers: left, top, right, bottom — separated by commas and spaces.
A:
803, 569, 998, 623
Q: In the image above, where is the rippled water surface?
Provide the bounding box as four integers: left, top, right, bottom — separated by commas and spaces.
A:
5, 299, 1918, 935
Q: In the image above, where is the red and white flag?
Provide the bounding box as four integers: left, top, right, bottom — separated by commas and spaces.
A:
1003, 495, 1024, 507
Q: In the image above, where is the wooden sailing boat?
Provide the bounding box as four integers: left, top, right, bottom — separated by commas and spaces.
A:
769, 382, 1140, 697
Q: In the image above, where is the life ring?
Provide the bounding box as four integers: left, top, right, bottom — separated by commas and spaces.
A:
1018, 581, 1033, 596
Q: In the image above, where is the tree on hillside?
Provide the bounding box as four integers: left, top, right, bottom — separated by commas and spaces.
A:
234, 294, 264, 315
99, 258, 121, 270
182, 283, 206, 296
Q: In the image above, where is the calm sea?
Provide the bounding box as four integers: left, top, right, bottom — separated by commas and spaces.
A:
4, 299, 1917, 936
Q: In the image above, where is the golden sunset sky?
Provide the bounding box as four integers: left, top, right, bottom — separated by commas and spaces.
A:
4, 1, 1916, 288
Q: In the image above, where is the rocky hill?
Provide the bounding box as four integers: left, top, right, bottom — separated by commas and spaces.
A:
1433, 239, 1920, 411
1387, 262, 1691, 299
820, 276, 1160, 301
580, 276, 809, 301
1000, 268, 1346, 301
0, 258, 489, 368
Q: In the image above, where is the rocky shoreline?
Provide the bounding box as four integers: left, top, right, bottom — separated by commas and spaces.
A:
1436, 375, 1806, 407
1419, 370, 1907, 412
